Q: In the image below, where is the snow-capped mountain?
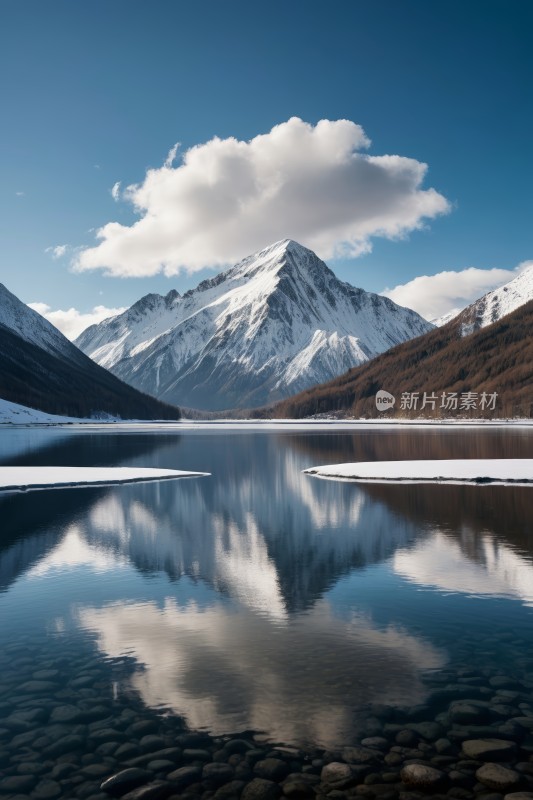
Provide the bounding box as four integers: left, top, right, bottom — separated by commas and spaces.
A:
76, 240, 433, 410
0, 282, 76, 361
433, 263, 533, 333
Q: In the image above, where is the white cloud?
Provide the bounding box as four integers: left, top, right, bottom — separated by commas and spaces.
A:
45, 244, 68, 259
28, 302, 126, 340
111, 181, 121, 201
74, 117, 450, 278
382, 260, 533, 321
16, 191, 25, 197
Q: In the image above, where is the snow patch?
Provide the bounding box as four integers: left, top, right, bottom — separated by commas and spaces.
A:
304, 459, 533, 485
0, 466, 209, 493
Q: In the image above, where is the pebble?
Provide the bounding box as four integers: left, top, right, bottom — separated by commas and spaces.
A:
203, 763, 235, 787
241, 778, 282, 800
462, 740, 518, 761
120, 784, 170, 800
50, 704, 86, 724
166, 765, 202, 789
476, 764, 521, 791
32, 779, 63, 799
320, 762, 354, 789
43, 733, 85, 758
253, 758, 290, 782
504, 794, 533, 800
139, 735, 167, 753
100, 768, 153, 796
400, 764, 446, 789
214, 780, 247, 799
0, 774, 37, 792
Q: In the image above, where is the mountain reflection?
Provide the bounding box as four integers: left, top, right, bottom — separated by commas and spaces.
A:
73, 446, 418, 614
76, 597, 444, 748
3, 427, 533, 748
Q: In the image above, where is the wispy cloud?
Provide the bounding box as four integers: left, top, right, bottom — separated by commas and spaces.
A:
28, 302, 126, 340
111, 181, 121, 201
74, 117, 450, 277
164, 142, 180, 168
382, 260, 533, 321
45, 244, 69, 259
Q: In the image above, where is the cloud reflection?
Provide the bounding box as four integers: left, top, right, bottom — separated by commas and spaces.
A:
394, 529, 533, 607
77, 596, 444, 748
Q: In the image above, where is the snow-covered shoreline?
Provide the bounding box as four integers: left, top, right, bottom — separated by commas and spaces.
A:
0, 467, 209, 494
1, 398, 532, 429
304, 458, 533, 485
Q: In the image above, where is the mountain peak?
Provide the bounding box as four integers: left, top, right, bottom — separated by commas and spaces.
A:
76, 239, 433, 411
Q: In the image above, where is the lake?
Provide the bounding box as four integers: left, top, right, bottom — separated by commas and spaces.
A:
1, 423, 533, 798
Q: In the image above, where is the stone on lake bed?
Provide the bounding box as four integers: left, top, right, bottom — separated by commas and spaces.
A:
32, 779, 63, 799
43, 733, 85, 758
504, 794, 533, 800
166, 765, 202, 789
100, 768, 153, 796
182, 747, 212, 761
0, 774, 38, 793
462, 739, 518, 761
223, 739, 255, 754
406, 721, 445, 740
321, 762, 355, 788
146, 760, 176, 773
475, 763, 521, 791
214, 780, 247, 799
449, 702, 492, 724
361, 737, 389, 750
241, 778, 282, 800
342, 746, 381, 763
17, 680, 59, 693
202, 763, 236, 786
253, 758, 290, 781
400, 764, 445, 789
510, 717, 533, 731
50, 703, 85, 723
139, 735, 167, 753
121, 784, 171, 800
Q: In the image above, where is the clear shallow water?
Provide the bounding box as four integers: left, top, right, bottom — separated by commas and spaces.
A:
1, 426, 533, 767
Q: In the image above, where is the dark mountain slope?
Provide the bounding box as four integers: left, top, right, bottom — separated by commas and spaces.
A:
0, 322, 180, 419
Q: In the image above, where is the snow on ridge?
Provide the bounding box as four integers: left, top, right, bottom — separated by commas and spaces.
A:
75, 239, 434, 409
0, 283, 76, 361
457, 262, 533, 334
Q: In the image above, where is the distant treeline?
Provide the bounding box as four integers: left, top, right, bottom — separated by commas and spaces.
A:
255, 300, 533, 420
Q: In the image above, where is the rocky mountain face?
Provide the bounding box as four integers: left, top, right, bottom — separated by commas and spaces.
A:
76, 240, 433, 411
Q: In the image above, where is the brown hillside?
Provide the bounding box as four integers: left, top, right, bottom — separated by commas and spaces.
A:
264, 300, 533, 419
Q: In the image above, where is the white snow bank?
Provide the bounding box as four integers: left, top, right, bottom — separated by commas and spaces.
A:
0, 398, 89, 424
304, 459, 533, 485
0, 466, 209, 493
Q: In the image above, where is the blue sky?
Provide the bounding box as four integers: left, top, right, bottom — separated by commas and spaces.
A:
1, 0, 531, 336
